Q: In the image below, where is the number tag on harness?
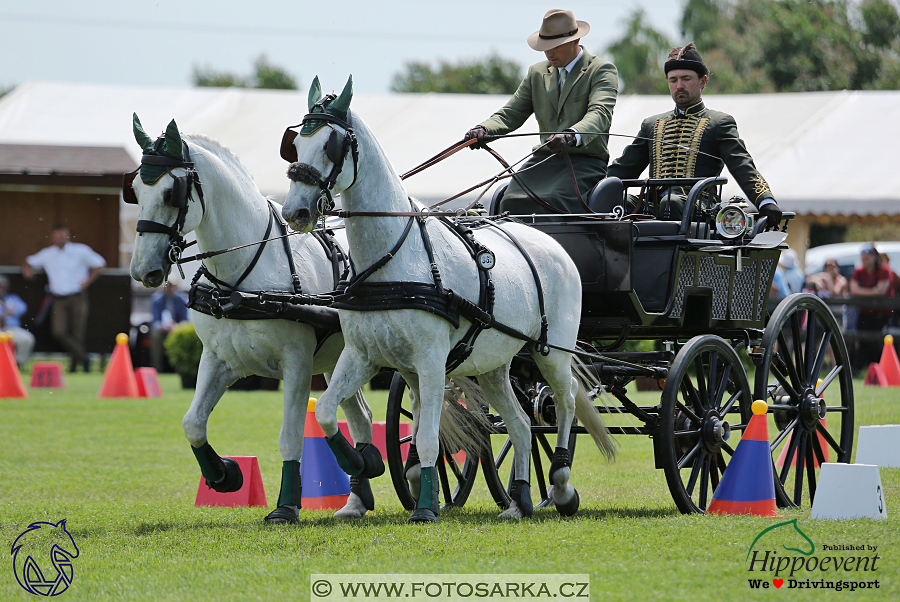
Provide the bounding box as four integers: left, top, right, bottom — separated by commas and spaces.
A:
476, 249, 495, 271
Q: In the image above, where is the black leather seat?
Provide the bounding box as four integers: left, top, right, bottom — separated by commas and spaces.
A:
587, 177, 624, 213
488, 183, 508, 216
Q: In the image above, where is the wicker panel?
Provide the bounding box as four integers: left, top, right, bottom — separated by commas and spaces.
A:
698, 256, 731, 320
670, 255, 697, 318
757, 258, 776, 321
730, 259, 757, 321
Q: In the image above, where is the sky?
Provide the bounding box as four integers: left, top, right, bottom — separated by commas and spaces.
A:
1, 1, 684, 95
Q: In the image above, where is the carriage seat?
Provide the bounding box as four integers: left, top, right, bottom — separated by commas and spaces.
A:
587, 177, 624, 213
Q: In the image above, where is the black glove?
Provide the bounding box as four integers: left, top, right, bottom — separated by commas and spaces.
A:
463, 126, 488, 149
757, 201, 783, 228
546, 131, 577, 155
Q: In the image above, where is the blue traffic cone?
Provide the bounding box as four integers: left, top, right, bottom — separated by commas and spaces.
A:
301, 398, 351, 510
707, 400, 777, 517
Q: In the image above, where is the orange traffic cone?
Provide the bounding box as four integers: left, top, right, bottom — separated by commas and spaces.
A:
707, 400, 777, 517
879, 334, 900, 387
98, 333, 139, 398
301, 398, 351, 510
0, 332, 27, 398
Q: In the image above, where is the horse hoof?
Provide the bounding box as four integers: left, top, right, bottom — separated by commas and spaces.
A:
408, 508, 437, 523
498, 507, 524, 520
264, 505, 299, 525
555, 487, 580, 517
207, 457, 243, 493
350, 476, 375, 511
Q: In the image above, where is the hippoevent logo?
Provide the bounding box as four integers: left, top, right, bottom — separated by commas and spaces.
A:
746, 519, 881, 592
10, 519, 80, 596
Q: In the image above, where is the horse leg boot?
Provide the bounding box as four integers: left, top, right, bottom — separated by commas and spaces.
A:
335, 389, 378, 519
409, 465, 440, 523
265, 460, 302, 524
317, 357, 384, 478
548, 447, 579, 516
191, 442, 244, 493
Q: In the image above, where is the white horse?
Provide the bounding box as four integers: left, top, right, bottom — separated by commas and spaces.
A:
127, 114, 380, 522
281, 77, 615, 522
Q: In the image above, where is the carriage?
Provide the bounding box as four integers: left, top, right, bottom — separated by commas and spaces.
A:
127, 79, 853, 521
381, 175, 854, 516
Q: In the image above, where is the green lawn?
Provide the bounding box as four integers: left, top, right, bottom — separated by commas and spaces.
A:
1, 369, 898, 601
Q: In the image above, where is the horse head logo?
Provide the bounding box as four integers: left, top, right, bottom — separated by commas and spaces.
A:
747, 518, 815, 561
10, 519, 80, 596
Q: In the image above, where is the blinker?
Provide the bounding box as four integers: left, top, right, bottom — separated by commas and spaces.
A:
326, 129, 345, 165
170, 175, 190, 209
122, 170, 139, 204
280, 128, 299, 163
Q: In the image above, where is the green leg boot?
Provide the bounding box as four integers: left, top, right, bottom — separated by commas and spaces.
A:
265, 460, 301, 524
408, 466, 440, 523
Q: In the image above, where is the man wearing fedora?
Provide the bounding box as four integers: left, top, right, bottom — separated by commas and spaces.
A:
607, 43, 782, 225
464, 9, 618, 218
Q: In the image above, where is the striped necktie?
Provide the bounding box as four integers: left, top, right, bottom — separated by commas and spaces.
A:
559, 68, 567, 91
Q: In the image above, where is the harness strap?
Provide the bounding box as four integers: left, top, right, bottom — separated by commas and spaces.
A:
342, 212, 417, 295
270, 200, 303, 294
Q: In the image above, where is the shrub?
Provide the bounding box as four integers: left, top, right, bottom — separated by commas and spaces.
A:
163, 322, 203, 376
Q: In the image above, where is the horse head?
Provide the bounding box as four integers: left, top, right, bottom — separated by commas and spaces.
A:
127, 114, 205, 288
282, 76, 356, 232
11, 519, 80, 596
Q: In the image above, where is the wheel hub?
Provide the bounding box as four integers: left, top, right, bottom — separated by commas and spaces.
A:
799, 389, 826, 430
531, 385, 556, 426
701, 410, 731, 453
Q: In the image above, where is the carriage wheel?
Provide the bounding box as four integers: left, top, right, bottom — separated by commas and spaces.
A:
753, 293, 854, 509
482, 380, 578, 510
385, 372, 481, 511
660, 335, 752, 514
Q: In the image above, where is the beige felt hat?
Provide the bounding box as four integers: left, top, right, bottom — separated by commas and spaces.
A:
527, 9, 590, 51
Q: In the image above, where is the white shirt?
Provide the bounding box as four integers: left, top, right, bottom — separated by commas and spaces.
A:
26, 242, 106, 296
558, 48, 584, 146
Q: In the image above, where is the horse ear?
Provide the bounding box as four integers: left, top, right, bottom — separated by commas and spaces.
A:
133, 113, 154, 151
330, 75, 353, 116
308, 76, 322, 111
164, 119, 184, 160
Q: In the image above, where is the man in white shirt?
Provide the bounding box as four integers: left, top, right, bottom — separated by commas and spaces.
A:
23, 225, 106, 372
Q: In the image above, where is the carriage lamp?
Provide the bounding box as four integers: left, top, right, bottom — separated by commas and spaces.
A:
714, 199, 755, 239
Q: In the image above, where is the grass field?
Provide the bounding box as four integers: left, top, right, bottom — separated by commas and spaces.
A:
1, 367, 898, 601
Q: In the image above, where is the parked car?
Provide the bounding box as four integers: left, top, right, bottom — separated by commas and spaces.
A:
805, 241, 900, 280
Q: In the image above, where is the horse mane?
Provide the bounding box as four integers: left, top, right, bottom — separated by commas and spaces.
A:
183, 133, 258, 186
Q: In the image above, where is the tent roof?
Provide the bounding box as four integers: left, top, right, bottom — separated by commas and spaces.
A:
0, 81, 897, 215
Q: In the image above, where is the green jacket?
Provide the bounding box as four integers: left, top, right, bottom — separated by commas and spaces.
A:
479, 48, 618, 162
607, 100, 775, 205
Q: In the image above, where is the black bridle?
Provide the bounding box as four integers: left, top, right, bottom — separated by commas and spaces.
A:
281, 103, 359, 220
122, 138, 206, 278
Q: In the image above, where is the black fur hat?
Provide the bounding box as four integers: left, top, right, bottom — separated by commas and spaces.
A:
664, 42, 708, 77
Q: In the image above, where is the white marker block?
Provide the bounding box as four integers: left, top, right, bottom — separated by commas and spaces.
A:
811, 463, 887, 520
855, 425, 900, 468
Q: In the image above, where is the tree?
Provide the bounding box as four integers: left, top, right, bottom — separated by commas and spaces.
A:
192, 55, 298, 90
604, 9, 672, 94
390, 55, 521, 94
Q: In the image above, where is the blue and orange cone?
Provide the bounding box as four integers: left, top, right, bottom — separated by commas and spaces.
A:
301, 398, 351, 510
707, 400, 777, 517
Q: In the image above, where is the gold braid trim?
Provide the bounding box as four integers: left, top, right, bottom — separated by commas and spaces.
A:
752, 174, 772, 200
651, 115, 710, 179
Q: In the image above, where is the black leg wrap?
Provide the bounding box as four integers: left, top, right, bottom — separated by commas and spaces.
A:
355, 442, 385, 478
409, 466, 440, 523
209, 457, 243, 493
325, 430, 365, 476
509, 479, 533, 517
351, 476, 375, 511
191, 442, 226, 483
265, 460, 301, 524
548, 446, 572, 485
555, 487, 580, 517
404, 443, 420, 476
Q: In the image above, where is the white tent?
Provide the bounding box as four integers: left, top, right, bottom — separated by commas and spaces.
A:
2, 81, 898, 215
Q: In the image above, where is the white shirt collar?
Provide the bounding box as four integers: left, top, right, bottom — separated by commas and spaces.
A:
563, 47, 583, 75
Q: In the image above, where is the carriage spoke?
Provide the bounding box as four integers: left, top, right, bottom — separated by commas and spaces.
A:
815, 365, 842, 397
713, 362, 730, 411
712, 453, 723, 492
707, 352, 718, 409
536, 432, 555, 459
681, 377, 705, 417
399, 407, 414, 420
494, 438, 512, 468
719, 389, 741, 417
806, 442, 817, 504
770, 415, 800, 451
816, 420, 845, 457
444, 449, 464, 482
694, 356, 709, 408
532, 436, 549, 503
436, 454, 453, 506
769, 361, 801, 402
675, 400, 702, 425
810, 330, 832, 385
677, 441, 702, 470
685, 450, 704, 495
793, 432, 807, 505
721, 441, 735, 457
698, 454, 710, 511
776, 328, 803, 391
804, 311, 817, 382
779, 427, 801, 484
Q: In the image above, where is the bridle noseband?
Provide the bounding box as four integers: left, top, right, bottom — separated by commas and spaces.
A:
122, 138, 206, 278
281, 102, 359, 219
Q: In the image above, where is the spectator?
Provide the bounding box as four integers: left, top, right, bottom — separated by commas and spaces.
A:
780, 249, 805, 295
150, 278, 190, 372
850, 245, 894, 374
0, 274, 36, 367
881, 253, 900, 328
22, 225, 105, 373
808, 258, 849, 298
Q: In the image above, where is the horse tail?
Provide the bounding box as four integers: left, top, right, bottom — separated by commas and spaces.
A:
437, 376, 493, 457
573, 357, 618, 461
